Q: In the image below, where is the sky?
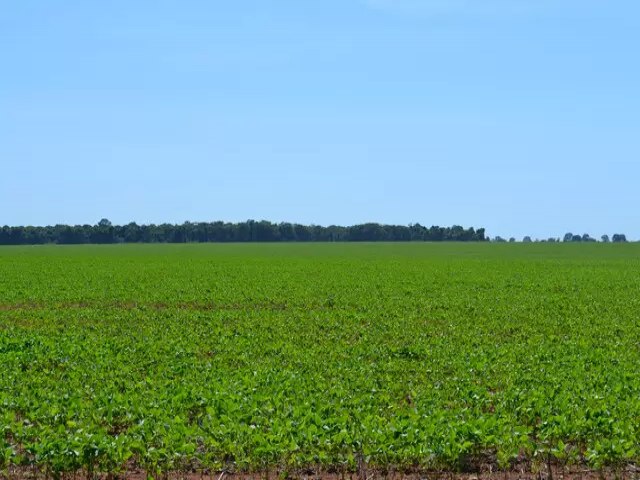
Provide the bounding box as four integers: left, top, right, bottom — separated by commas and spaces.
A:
1, 0, 639, 240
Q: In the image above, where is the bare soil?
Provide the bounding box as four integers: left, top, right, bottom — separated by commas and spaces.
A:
3, 465, 640, 480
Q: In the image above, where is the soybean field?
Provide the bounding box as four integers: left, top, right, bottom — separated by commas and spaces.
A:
1, 243, 640, 477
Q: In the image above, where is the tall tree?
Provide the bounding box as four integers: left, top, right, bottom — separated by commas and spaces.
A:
612, 234, 628, 243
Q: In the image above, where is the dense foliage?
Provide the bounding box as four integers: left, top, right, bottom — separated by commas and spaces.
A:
1, 243, 640, 476
0, 220, 486, 245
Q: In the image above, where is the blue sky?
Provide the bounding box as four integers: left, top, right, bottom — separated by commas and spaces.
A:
1, 0, 638, 239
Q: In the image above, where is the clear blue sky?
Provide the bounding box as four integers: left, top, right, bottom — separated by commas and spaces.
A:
2, 1, 638, 240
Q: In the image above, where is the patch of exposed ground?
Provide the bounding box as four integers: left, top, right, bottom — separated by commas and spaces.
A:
3, 465, 640, 480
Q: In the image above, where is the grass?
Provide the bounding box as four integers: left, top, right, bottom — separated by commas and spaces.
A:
1, 243, 640, 476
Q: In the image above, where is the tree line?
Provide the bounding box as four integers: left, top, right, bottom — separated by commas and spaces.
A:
0, 219, 487, 245
492, 233, 629, 243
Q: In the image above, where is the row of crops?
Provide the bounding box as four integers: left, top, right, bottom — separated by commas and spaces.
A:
1, 243, 640, 476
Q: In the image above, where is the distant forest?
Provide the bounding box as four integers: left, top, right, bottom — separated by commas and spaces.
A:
0, 220, 630, 245
1, 219, 487, 244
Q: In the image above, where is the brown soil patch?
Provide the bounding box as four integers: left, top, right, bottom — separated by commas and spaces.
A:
3, 466, 639, 480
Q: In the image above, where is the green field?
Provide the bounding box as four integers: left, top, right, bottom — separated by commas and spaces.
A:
1, 243, 640, 476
